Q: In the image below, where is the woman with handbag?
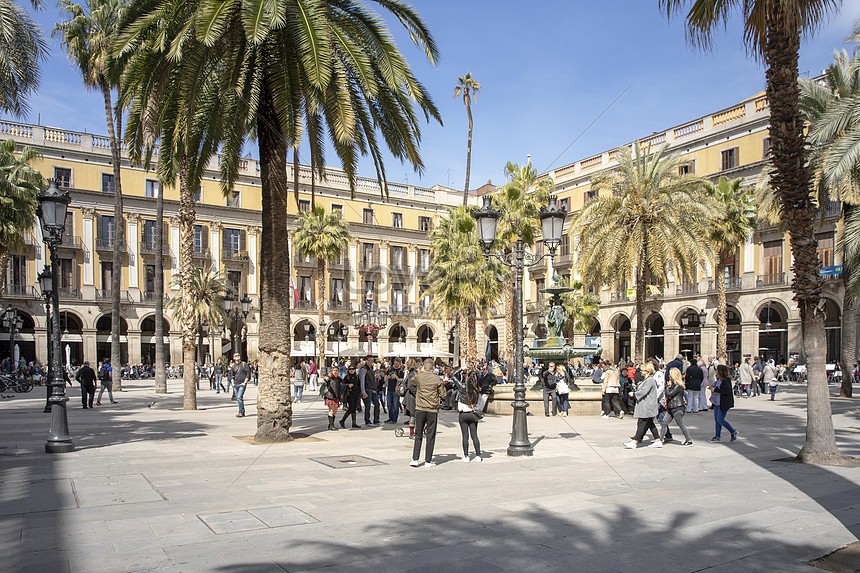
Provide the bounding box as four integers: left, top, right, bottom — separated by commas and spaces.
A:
402, 358, 418, 437
601, 366, 624, 419
338, 365, 362, 428
458, 370, 483, 463
323, 372, 341, 431
555, 365, 571, 417
709, 364, 739, 442
623, 362, 660, 449
656, 367, 693, 447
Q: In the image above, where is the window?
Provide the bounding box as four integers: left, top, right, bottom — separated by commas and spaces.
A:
145, 180, 160, 198
583, 189, 598, 203
101, 173, 114, 194
330, 278, 344, 305
59, 258, 74, 289
418, 248, 431, 272
679, 160, 695, 175
193, 225, 208, 253
100, 215, 115, 245
299, 275, 313, 302
101, 262, 113, 290
143, 220, 156, 248
762, 137, 772, 159
558, 198, 570, 212
194, 187, 202, 202
763, 239, 783, 279
419, 216, 432, 232
9, 255, 25, 287
145, 264, 155, 293
227, 270, 242, 296
362, 208, 374, 225
54, 167, 71, 188
298, 199, 310, 212
392, 212, 403, 228
559, 234, 570, 257
331, 204, 343, 217
724, 250, 738, 278
391, 282, 406, 309
361, 243, 376, 266
535, 278, 545, 303
228, 191, 241, 208
419, 290, 431, 311
223, 228, 244, 255
363, 280, 375, 306
391, 245, 406, 269
816, 232, 835, 268
721, 147, 739, 170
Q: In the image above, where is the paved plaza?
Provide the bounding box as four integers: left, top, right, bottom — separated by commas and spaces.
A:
1, 380, 859, 573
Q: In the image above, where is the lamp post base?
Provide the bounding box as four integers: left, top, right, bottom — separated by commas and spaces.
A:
507, 442, 534, 457
45, 440, 75, 453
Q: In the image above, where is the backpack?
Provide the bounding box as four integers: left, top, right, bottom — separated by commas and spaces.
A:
98, 365, 109, 381
319, 380, 330, 399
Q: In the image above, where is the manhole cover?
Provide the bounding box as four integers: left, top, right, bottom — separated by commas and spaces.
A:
310, 455, 387, 469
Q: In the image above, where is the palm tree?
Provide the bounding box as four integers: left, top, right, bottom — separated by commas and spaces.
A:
454, 73, 480, 205
660, 0, 843, 465
0, 138, 41, 277
555, 277, 600, 344
704, 177, 757, 364
426, 206, 504, 365
493, 161, 552, 372
55, 0, 128, 391
799, 50, 860, 398
292, 206, 350, 367
572, 143, 713, 363
166, 267, 227, 368
0, 0, 47, 117
119, 0, 440, 441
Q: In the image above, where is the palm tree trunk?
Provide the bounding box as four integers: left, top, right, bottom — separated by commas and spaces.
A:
317, 258, 326, 368
467, 303, 477, 365
102, 80, 124, 392
255, 82, 293, 442
463, 98, 472, 206
293, 149, 300, 209
197, 319, 205, 366
841, 204, 855, 398
716, 255, 727, 363
459, 309, 468, 364
179, 159, 197, 410
765, 14, 841, 464
634, 274, 646, 364
311, 155, 316, 210
154, 176, 166, 393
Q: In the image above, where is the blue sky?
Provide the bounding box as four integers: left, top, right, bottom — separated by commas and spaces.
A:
9, 0, 860, 191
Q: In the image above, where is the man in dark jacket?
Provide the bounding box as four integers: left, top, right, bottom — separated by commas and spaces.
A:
666, 354, 684, 377
360, 357, 380, 426
543, 362, 558, 417
591, 362, 603, 385
476, 362, 496, 413
75, 360, 97, 409
227, 353, 251, 417
684, 359, 705, 413
385, 359, 404, 424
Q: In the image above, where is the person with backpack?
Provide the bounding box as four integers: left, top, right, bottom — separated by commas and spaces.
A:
213, 360, 226, 393
321, 370, 341, 430
96, 359, 117, 406
458, 369, 483, 463
227, 353, 251, 418
542, 362, 558, 417
401, 358, 418, 436
385, 359, 404, 424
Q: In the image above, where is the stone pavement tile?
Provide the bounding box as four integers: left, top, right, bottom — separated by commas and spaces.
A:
0, 477, 77, 515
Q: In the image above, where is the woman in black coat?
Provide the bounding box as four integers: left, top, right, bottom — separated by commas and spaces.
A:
709, 364, 739, 443
684, 360, 704, 413
338, 366, 362, 429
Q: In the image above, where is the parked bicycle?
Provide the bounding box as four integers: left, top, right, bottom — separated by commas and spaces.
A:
0, 374, 34, 394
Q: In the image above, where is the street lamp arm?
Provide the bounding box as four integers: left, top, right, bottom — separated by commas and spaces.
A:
482, 248, 554, 269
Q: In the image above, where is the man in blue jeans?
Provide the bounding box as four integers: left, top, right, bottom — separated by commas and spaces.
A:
227, 353, 251, 418
385, 359, 404, 423
360, 357, 380, 426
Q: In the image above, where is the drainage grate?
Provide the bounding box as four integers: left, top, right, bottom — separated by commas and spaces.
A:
309, 455, 387, 469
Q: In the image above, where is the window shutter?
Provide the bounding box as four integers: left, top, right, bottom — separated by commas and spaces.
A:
222, 229, 229, 250
240, 230, 246, 252
202, 226, 209, 250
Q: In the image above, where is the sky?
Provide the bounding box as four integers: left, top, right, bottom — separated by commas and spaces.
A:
8, 0, 860, 192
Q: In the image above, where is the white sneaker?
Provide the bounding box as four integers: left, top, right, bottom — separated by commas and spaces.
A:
409, 459, 421, 467
647, 440, 663, 448
623, 441, 638, 449
619, 411, 624, 420
473, 456, 482, 463
424, 461, 436, 468
461, 456, 470, 463
601, 414, 609, 419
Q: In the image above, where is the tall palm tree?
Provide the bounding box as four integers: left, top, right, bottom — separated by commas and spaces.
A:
704, 176, 757, 364
572, 143, 713, 362
0, 0, 47, 117
427, 206, 504, 365
799, 50, 860, 398
119, 0, 440, 441
0, 138, 41, 277
493, 161, 552, 371
292, 206, 350, 367
118, 12, 230, 408
166, 266, 227, 367
54, 0, 128, 391
660, 0, 843, 465
455, 73, 480, 205
555, 277, 600, 344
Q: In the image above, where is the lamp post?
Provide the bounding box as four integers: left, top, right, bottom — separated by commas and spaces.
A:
224, 293, 251, 359
39, 267, 53, 413
351, 307, 387, 356
3, 305, 23, 369
37, 179, 74, 453
473, 194, 566, 457
698, 310, 707, 356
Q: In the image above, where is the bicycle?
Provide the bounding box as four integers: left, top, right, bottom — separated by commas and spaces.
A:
394, 425, 430, 437
0, 374, 34, 394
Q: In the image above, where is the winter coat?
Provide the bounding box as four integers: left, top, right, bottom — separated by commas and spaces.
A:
403, 369, 418, 413
633, 375, 658, 418
685, 363, 704, 392
414, 371, 446, 413
664, 381, 686, 410
739, 363, 754, 385
717, 376, 735, 412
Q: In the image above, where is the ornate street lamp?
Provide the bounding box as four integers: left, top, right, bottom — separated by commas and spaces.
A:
473, 194, 566, 457
38, 267, 53, 413
37, 180, 74, 453
223, 293, 252, 359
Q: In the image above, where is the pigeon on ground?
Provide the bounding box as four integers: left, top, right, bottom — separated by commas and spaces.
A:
147, 401, 156, 408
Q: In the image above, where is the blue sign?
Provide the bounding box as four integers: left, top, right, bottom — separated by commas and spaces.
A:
820, 265, 843, 276
585, 336, 601, 348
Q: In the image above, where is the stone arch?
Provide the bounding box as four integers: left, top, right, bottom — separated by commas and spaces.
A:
416, 324, 435, 344
95, 314, 129, 335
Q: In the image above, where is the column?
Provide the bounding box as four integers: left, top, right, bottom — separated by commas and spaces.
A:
379, 241, 388, 304
247, 226, 259, 296
127, 214, 140, 289
128, 329, 141, 365
348, 241, 358, 302
572, 236, 581, 282
210, 221, 221, 273
81, 207, 95, 286
664, 326, 680, 361
788, 318, 802, 360
742, 235, 755, 274
701, 324, 717, 358
169, 216, 180, 289
741, 321, 758, 359
83, 329, 97, 364
408, 247, 417, 304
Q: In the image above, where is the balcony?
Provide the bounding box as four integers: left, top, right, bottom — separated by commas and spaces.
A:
707, 276, 743, 292
389, 304, 412, 316
57, 287, 82, 300
141, 291, 169, 304
95, 237, 125, 253
388, 263, 410, 277
57, 235, 82, 250
675, 284, 699, 296
296, 299, 315, 311
553, 254, 573, 268
823, 201, 841, 218
328, 258, 349, 271
416, 305, 432, 316
293, 254, 317, 269
416, 265, 431, 278
192, 248, 210, 261
359, 260, 381, 274
222, 248, 249, 262
139, 240, 170, 257
757, 273, 786, 287
610, 292, 630, 302
2, 285, 37, 298
95, 289, 133, 302
327, 300, 351, 313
